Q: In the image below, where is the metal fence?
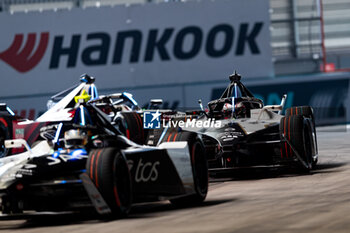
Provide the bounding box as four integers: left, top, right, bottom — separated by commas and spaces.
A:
0, 0, 151, 12
270, 0, 350, 74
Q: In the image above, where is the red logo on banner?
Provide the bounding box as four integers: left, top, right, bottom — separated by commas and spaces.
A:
0, 32, 49, 73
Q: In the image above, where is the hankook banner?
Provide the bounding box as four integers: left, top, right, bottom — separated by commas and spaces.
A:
0, 0, 272, 99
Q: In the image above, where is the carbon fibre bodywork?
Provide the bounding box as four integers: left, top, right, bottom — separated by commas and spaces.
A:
0, 138, 195, 214
0, 77, 206, 218
182, 73, 318, 172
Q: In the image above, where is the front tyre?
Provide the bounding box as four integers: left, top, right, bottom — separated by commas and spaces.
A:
280, 115, 314, 172
285, 106, 318, 167
87, 148, 132, 218
113, 112, 144, 145
169, 132, 208, 206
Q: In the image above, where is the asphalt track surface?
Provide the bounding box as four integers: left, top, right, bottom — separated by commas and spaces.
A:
1, 126, 350, 233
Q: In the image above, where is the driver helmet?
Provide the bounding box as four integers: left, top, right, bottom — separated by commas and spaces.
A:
223, 103, 233, 112
222, 103, 234, 118
64, 129, 88, 148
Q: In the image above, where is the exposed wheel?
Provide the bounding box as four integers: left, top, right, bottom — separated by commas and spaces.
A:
86, 147, 132, 218
286, 106, 314, 120
168, 132, 208, 206
280, 115, 314, 171
286, 106, 318, 166
114, 112, 144, 145
0, 118, 10, 158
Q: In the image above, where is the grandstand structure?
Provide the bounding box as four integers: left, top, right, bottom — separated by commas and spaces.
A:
0, 0, 349, 76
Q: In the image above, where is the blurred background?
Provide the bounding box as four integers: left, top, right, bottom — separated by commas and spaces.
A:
0, 0, 349, 125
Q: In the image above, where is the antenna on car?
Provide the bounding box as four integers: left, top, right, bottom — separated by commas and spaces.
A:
229, 70, 241, 83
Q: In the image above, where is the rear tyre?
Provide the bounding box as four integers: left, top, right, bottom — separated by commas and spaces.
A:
114, 112, 144, 145
87, 148, 132, 218
286, 106, 314, 120
280, 115, 314, 172
286, 106, 318, 167
169, 132, 208, 206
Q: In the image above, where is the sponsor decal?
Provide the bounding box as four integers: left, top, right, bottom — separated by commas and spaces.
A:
17, 164, 35, 177
47, 149, 88, 165
134, 158, 160, 183
0, 23, 263, 72
143, 110, 221, 129
15, 128, 24, 138
144, 110, 161, 129
49, 23, 263, 69
17, 168, 34, 176
163, 118, 222, 128
0, 32, 49, 73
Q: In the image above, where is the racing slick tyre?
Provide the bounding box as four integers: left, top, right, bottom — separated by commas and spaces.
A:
286, 106, 318, 167
114, 112, 144, 145
0, 118, 10, 158
280, 115, 314, 172
87, 147, 132, 218
286, 106, 314, 121
168, 132, 208, 206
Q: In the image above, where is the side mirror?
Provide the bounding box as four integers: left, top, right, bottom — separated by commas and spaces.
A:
278, 94, 287, 114
5, 139, 32, 153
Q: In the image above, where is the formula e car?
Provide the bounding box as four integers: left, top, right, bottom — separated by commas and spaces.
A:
0, 79, 208, 218
0, 74, 143, 158
167, 72, 318, 173
0, 74, 100, 158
